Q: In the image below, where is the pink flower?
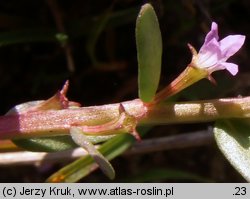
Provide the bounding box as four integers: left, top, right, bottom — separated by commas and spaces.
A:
191, 22, 245, 75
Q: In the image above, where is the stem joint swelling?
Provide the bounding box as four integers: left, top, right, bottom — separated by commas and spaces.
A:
71, 103, 141, 141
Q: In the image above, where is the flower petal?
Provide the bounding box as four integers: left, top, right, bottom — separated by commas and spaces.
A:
220, 62, 238, 75
204, 22, 219, 44
219, 35, 245, 60
198, 38, 221, 67
192, 22, 245, 76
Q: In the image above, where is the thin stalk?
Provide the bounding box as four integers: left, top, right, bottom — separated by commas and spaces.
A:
149, 45, 208, 106
150, 66, 207, 105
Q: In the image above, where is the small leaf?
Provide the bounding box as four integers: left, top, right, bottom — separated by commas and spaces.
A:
46, 126, 151, 182
70, 127, 115, 180
12, 134, 116, 152
47, 134, 132, 182
214, 119, 250, 182
136, 3, 162, 102
12, 136, 77, 152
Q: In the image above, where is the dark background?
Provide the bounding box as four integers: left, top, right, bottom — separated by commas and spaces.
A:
0, 0, 249, 182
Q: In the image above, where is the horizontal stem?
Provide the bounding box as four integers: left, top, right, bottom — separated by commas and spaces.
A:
1, 97, 250, 140
142, 97, 250, 125
0, 99, 146, 139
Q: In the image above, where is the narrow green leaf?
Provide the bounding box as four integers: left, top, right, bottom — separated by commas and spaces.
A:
12, 136, 77, 152
12, 135, 116, 152
214, 119, 250, 182
46, 134, 133, 182
46, 127, 151, 182
136, 3, 162, 102
70, 127, 115, 180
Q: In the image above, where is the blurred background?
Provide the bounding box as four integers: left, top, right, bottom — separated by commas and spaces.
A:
0, 0, 249, 182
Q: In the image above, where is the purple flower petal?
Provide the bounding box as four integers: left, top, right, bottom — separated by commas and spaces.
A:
198, 38, 221, 67
220, 62, 238, 75
192, 21, 245, 76
204, 22, 219, 44
219, 35, 246, 60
